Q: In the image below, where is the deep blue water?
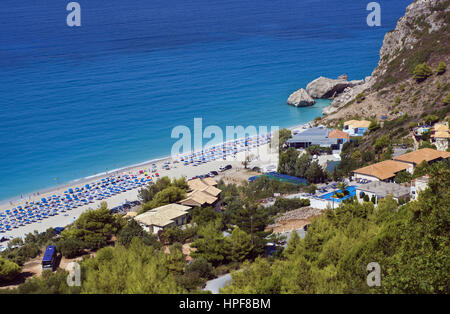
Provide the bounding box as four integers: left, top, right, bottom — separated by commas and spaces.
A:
0, 0, 412, 202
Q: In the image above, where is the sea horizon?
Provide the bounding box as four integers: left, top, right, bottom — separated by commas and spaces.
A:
0, 0, 412, 202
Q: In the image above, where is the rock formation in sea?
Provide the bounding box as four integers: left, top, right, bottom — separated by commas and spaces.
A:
305, 75, 363, 99
287, 88, 316, 107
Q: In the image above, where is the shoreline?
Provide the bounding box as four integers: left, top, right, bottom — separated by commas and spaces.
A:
0, 118, 318, 208
0, 155, 172, 207
0, 135, 280, 238
0, 106, 328, 240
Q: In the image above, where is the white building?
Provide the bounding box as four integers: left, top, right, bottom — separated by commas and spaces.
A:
356, 181, 410, 204
134, 204, 192, 234
410, 175, 430, 200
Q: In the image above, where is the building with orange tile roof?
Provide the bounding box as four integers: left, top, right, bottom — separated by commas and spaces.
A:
328, 129, 350, 141
430, 123, 450, 151
393, 148, 450, 166
353, 160, 412, 182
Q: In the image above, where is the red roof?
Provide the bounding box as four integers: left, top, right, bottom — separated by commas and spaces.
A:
328, 129, 350, 140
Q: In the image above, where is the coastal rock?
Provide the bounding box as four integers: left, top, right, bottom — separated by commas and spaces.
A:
338, 74, 348, 80
322, 78, 369, 115
305, 76, 352, 99
287, 88, 316, 107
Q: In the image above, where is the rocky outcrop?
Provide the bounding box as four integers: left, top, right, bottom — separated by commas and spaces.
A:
305, 75, 365, 99
287, 88, 315, 107
306, 76, 349, 99
321, 0, 449, 123
322, 77, 371, 114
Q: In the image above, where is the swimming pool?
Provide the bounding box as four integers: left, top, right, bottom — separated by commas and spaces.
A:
319, 186, 357, 203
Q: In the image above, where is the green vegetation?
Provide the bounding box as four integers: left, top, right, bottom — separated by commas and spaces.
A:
394, 170, 412, 184
266, 198, 310, 216
81, 239, 185, 293
2, 270, 81, 294
276, 128, 292, 149
138, 177, 188, 202
374, 135, 390, 153
222, 161, 450, 293
355, 93, 366, 103
393, 96, 401, 108
60, 202, 124, 249
413, 62, 433, 82
424, 114, 439, 125
141, 186, 186, 213
278, 149, 328, 184
0, 256, 21, 283
137, 177, 189, 214
419, 141, 437, 150
56, 238, 85, 258
1, 229, 57, 266
116, 219, 160, 248
368, 120, 380, 132
436, 61, 447, 75
444, 93, 450, 106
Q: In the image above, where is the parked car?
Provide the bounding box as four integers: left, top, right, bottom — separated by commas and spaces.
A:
54, 227, 65, 235
208, 171, 219, 177
219, 164, 232, 172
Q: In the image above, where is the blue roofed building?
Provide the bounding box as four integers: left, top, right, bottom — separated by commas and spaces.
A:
286, 127, 348, 150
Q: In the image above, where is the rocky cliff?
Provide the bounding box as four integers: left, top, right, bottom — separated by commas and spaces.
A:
321, 0, 450, 124
371, 0, 450, 90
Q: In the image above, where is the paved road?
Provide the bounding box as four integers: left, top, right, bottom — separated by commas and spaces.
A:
203, 273, 232, 294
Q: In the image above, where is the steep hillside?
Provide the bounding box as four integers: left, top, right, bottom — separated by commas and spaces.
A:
322, 0, 450, 125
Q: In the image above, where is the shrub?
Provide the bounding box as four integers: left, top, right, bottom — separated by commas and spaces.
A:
374, 135, 389, 152
413, 63, 433, 82
436, 61, 447, 75
444, 93, 450, 106
56, 238, 85, 258
424, 114, 439, 125
117, 219, 161, 248
394, 171, 412, 184
368, 120, 380, 132
408, 122, 417, 129
356, 93, 366, 103
304, 184, 317, 194
185, 257, 213, 280
0, 257, 21, 283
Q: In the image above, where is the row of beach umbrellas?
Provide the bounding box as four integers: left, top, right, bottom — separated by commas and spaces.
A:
176, 134, 271, 165
0, 174, 152, 233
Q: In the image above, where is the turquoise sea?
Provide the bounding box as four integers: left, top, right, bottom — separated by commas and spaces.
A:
0, 0, 412, 201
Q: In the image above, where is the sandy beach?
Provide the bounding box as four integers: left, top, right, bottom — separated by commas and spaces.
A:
0, 134, 285, 239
